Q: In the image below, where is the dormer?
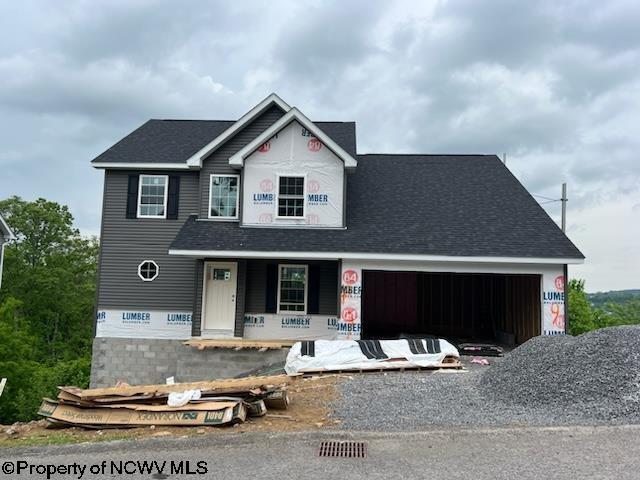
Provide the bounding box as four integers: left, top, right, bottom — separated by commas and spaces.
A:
230, 107, 357, 228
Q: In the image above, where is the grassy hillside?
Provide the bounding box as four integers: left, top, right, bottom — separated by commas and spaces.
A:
587, 289, 640, 308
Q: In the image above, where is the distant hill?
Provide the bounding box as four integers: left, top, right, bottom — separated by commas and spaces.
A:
587, 289, 640, 308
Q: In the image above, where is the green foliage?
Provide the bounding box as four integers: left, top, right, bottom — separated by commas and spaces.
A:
0, 196, 97, 424
567, 279, 595, 335
0, 196, 98, 362
587, 289, 640, 309
568, 280, 640, 336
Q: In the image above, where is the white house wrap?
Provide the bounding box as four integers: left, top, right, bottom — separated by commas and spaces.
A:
241, 121, 344, 228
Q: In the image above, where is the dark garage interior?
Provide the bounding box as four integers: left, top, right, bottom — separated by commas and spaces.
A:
361, 271, 541, 345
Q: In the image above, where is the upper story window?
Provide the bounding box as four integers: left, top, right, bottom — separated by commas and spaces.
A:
137, 175, 168, 218
278, 264, 307, 313
277, 176, 305, 218
209, 174, 240, 219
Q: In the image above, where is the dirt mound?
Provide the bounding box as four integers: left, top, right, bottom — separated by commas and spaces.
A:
481, 326, 640, 420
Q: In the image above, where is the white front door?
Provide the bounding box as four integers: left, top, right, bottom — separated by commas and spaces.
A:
203, 262, 237, 333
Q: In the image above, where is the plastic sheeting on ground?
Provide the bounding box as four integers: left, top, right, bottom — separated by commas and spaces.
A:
284, 338, 459, 374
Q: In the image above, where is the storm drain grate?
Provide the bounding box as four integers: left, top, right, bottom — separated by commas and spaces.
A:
318, 441, 367, 458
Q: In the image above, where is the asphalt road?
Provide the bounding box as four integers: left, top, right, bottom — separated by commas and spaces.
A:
2, 425, 639, 480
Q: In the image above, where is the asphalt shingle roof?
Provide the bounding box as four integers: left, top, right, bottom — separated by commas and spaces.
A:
170, 154, 584, 259
92, 120, 357, 164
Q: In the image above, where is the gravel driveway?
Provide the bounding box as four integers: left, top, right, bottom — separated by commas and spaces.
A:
330, 355, 639, 431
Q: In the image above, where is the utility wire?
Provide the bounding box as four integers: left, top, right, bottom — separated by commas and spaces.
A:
532, 193, 559, 201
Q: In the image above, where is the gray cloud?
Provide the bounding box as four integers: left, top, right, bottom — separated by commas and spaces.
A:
0, 0, 638, 290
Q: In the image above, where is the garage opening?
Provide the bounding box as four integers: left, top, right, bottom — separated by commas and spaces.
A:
361, 271, 541, 345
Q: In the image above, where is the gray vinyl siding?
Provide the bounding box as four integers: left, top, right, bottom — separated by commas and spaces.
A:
97, 170, 199, 310
245, 260, 339, 315
198, 105, 285, 218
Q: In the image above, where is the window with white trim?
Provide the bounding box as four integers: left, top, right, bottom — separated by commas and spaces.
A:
209, 174, 239, 219
278, 264, 307, 313
277, 176, 305, 218
137, 175, 168, 218
138, 260, 159, 281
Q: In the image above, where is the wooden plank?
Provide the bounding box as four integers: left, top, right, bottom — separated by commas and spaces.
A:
299, 357, 463, 375
78, 374, 300, 400
301, 362, 463, 376
183, 338, 296, 350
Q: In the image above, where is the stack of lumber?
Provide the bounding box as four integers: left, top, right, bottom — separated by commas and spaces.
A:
38, 374, 297, 429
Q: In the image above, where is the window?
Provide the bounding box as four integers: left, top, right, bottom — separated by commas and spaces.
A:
209, 175, 239, 219
212, 268, 231, 281
278, 264, 307, 313
277, 176, 305, 218
137, 175, 168, 218
138, 260, 159, 281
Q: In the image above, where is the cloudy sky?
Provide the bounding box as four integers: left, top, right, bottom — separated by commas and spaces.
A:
1, 0, 638, 292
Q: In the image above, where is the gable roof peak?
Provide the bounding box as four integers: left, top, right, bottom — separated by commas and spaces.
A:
185, 93, 291, 168
228, 106, 358, 169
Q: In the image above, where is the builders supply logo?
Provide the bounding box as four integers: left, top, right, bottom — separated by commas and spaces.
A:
308, 138, 322, 152
327, 317, 339, 330
543, 274, 566, 333
258, 142, 270, 153
341, 269, 362, 304
244, 315, 265, 328
121, 311, 151, 325
336, 322, 361, 334
260, 179, 274, 192
253, 179, 275, 205
253, 193, 274, 204
342, 270, 358, 285
281, 316, 311, 329
259, 213, 273, 223
307, 180, 320, 193
166, 313, 192, 326
96, 311, 106, 324
341, 307, 358, 323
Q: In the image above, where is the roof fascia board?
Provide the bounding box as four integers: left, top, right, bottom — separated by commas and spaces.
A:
229, 108, 358, 169
185, 93, 291, 168
92, 162, 190, 170
168, 249, 583, 264
0, 215, 15, 240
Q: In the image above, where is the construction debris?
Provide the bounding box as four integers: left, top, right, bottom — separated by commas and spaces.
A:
38, 374, 298, 429
457, 343, 504, 357
286, 338, 462, 374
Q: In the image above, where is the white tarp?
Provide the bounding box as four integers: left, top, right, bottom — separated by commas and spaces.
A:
95, 309, 192, 339
285, 338, 459, 374
242, 121, 344, 227
243, 313, 338, 340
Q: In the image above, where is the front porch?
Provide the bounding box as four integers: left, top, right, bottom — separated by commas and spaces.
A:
192, 258, 340, 340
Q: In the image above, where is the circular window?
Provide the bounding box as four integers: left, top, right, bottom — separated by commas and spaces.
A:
138, 260, 159, 281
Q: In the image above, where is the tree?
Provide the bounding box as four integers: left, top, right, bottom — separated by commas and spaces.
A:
567, 279, 595, 335
0, 196, 98, 361
596, 299, 640, 327
0, 197, 97, 423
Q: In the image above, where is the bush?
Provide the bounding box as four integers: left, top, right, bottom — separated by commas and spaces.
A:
0, 357, 90, 424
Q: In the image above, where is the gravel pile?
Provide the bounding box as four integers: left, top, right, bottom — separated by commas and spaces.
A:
481, 325, 640, 421
331, 326, 640, 430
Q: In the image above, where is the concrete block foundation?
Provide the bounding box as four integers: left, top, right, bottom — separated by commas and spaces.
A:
90, 337, 288, 388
